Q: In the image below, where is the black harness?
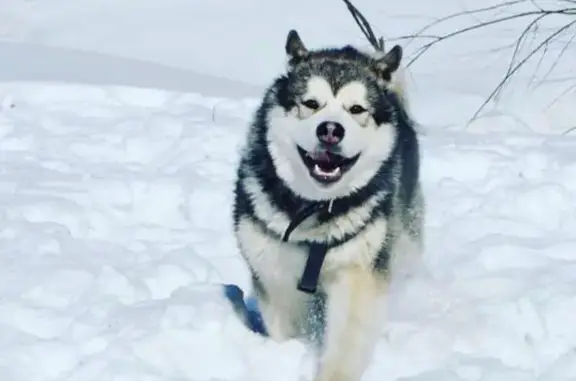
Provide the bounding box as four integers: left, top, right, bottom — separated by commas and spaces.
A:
281, 200, 334, 294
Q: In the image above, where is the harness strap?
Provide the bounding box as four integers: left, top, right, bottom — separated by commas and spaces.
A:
297, 242, 328, 294
282, 200, 333, 294
281, 202, 327, 242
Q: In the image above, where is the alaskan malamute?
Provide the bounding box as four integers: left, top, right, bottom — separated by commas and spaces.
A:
231, 29, 424, 381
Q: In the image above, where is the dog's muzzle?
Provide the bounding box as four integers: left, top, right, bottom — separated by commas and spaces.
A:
297, 145, 360, 185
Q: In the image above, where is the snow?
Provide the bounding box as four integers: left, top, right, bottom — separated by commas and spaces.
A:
1, 0, 576, 380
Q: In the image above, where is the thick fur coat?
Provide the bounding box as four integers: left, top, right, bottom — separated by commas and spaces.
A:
232, 30, 424, 381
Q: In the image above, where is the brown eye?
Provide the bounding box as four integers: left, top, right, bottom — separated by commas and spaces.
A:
349, 105, 367, 115
301, 99, 320, 110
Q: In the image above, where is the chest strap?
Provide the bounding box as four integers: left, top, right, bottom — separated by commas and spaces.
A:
282, 200, 333, 294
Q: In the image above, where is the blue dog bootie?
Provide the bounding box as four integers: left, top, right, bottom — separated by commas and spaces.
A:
223, 284, 268, 336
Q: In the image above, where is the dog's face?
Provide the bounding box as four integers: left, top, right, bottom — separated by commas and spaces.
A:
266, 30, 403, 201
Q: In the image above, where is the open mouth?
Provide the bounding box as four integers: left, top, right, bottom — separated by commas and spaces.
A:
297, 146, 360, 185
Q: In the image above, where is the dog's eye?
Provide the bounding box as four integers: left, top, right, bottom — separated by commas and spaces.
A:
301, 99, 320, 110
349, 105, 367, 115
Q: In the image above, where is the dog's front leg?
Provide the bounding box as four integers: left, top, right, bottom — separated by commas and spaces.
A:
257, 293, 300, 341
315, 266, 388, 381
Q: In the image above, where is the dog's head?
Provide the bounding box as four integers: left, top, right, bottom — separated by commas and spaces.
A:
265, 30, 403, 201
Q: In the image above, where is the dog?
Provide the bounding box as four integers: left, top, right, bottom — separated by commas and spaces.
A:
231, 29, 424, 381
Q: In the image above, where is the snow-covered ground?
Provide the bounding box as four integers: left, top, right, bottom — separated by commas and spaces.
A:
1, 0, 576, 380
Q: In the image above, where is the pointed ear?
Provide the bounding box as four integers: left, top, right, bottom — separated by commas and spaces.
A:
376, 45, 402, 78
285, 29, 308, 62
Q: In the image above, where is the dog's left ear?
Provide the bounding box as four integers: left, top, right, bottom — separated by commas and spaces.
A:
375, 45, 402, 79
285, 29, 308, 63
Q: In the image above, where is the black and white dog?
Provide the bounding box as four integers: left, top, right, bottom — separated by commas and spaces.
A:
229, 30, 424, 381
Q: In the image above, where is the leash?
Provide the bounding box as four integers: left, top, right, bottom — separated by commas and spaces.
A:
282, 200, 334, 294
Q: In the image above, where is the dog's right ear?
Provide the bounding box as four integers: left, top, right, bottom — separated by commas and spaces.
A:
285, 30, 308, 63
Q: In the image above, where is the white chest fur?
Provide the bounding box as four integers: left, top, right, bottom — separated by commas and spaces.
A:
238, 172, 390, 283
236, 214, 388, 287
236, 217, 307, 287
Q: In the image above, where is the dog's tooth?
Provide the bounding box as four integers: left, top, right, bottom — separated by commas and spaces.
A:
313, 164, 328, 176
313, 164, 341, 178
326, 167, 341, 177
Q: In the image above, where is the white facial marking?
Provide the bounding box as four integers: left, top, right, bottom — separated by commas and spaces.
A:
337, 82, 372, 127
296, 76, 332, 119
267, 75, 397, 200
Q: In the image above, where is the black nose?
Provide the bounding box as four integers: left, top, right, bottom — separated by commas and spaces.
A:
316, 121, 345, 145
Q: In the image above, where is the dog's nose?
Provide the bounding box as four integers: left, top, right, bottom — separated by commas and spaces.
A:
316, 121, 345, 145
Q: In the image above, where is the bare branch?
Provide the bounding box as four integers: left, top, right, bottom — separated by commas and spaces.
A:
494, 13, 549, 101
388, 34, 443, 42
505, 14, 548, 78
402, 0, 529, 49
529, 0, 545, 12
407, 9, 576, 67
537, 29, 576, 85
545, 79, 576, 110
469, 19, 576, 122
342, 0, 384, 51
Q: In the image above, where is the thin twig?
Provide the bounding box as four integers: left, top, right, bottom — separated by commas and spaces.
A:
402, 0, 529, 49
387, 34, 443, 42
468, 19, 576, 122
342, 0, 384, 51
529, 0, 545, 12
493, 13, 548, 102
407, 9, 576, 67
545, 81, 576, 110
537, 29, 576, 86
527, 38, 551, 88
